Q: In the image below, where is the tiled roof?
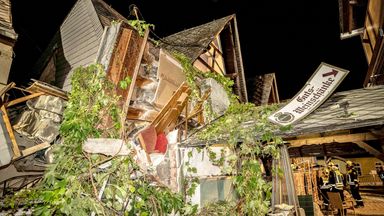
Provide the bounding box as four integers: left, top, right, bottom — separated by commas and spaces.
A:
160, 15, 234, 61
92, 0, 129, 27
285, 85, 384, 137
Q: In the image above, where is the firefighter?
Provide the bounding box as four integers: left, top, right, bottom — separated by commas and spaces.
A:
346, 160, 364, 207
319, 167, 331, 209
328, 162, 345, 202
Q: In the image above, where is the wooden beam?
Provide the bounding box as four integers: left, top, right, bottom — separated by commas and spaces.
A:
287, 132, 379, 147
150, 83, 189, 128
354, 141, 384, 162
0, 82, 15, 98
5, 92, 45, 107
1, 105, 21, 158
197, 56, 216, 73
21, 142, 50, 157
120, 29, 149, 137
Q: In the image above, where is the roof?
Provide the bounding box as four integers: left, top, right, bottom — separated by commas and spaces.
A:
252, 73, 277, 105
0, 0, 17, 41
91, 0, 129, 27
32, 0, 130, 89
284, 85, 384, 137
185, 85, 384, 146
160, 15, 234, 61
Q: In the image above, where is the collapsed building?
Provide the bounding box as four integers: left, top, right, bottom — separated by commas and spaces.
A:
2, 0, 284, 209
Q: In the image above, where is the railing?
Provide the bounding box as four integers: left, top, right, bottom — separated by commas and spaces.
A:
358, 174, 383, 186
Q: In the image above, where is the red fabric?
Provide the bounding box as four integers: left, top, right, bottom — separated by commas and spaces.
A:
155, 133, 168, 153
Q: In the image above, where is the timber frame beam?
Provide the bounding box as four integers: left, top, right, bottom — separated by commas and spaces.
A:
287, 132, 380, 148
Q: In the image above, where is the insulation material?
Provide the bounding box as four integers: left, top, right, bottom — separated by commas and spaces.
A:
12, 110, 38, 136
12, 95, 66, 143
31, 118, 60, 143
27, 95, 66, 122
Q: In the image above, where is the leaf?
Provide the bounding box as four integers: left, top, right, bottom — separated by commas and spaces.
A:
119, 76, 132, 90
128, 185, 136, 193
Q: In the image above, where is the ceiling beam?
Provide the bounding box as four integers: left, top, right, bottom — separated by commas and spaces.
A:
287, 132, 379, 147
354, 141, 384, 162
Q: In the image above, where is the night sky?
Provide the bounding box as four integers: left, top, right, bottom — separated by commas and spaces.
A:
9, 0, 368, 100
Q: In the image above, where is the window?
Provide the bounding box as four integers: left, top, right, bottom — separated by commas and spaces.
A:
355, 163, 362, 176
375, 162, 382, 170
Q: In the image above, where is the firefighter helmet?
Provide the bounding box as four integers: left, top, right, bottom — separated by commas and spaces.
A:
323, 168, 330, 175
346, 160, 353, 166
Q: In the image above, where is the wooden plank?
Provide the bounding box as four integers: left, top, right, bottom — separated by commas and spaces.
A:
0, 82, 15, 98
1, 105, 20, 158
120, 29, 149, 137
152, 86, 190, 134
287, 132, 379, 147
354, 141, 384, 162
127, 107, 157, 122
107, 28, 133, 85
166, 91, 191, 132
272, 74, 280, 103
197, 56, 216, 73
26, 80, 68, 100
151, 82, 188, 127
21, 142, 50, 157
155, 108, 178, 133
5, 92, 44, 107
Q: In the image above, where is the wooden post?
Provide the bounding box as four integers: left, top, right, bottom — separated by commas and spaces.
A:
120, 29, 149, 138
185, 98, 188, 140
21, 142, 50, 157
1, 105, 21, 158
5, 92, 44, 107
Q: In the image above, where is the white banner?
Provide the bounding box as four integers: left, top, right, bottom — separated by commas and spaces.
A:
268, 62, 349, 126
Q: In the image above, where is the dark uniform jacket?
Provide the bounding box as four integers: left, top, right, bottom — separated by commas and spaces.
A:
347, 168, 359, 186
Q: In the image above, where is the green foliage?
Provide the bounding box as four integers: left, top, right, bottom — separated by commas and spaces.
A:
7, 64, 186, 215
195, 102, 285, 215
127, 19, 155, 37
172, 52, 287, 215
172, 52, 238, 124
118, 76, 132, 90
173, 52, 237, 103
197, 201, 237, 216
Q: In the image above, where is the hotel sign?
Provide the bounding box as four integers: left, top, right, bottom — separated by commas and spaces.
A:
268, 62, 349, 126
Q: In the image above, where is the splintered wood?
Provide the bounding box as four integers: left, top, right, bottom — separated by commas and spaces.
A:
137, 83, 191, 157
150, 82, 191, 134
